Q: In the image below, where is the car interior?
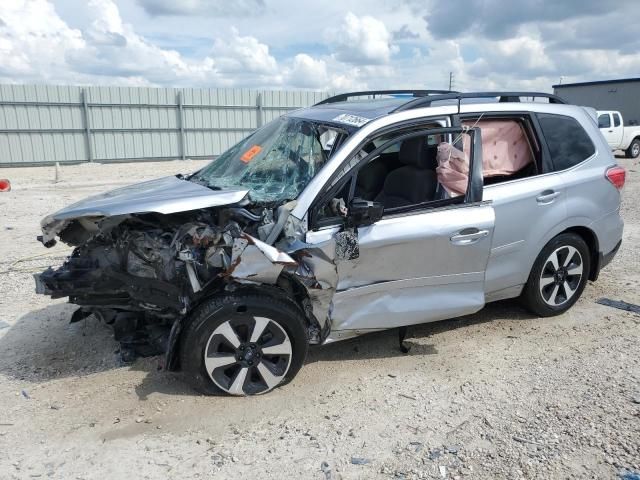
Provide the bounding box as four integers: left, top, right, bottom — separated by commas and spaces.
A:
354, 117, 539, 205
357, 137, 440, 208
314, 116, 541, 225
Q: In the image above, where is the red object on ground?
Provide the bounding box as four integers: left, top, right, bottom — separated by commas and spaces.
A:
0, 179, 10, 192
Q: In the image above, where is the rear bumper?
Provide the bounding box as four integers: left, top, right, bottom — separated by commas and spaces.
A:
592, 239, 622, 281
601, 239, 622, 270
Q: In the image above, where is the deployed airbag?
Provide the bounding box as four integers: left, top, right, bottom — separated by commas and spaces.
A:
436, 120, 535, 196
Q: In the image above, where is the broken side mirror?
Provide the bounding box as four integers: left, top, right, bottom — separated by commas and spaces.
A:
348, 198, 384, 227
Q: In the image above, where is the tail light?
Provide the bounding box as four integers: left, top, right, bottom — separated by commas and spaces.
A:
605, 166, 626, 190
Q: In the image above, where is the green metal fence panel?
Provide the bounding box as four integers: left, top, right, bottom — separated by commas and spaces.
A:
0, 85, 331, 166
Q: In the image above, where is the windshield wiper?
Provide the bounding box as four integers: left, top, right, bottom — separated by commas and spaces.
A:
187, 175, 223, 190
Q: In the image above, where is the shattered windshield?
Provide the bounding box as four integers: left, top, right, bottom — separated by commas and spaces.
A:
191, 117, 338, 203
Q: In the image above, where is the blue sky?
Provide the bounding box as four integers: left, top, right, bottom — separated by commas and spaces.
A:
0, 0, 638, 91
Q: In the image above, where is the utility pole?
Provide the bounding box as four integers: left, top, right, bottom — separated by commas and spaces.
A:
448, 72, 454, 91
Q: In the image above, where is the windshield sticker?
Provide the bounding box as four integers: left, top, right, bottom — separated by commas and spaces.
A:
240, 145, 262, 163
332, 113, 370, 128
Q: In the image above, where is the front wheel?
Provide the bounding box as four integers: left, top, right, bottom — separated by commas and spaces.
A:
179, 293, 308, 396
521, 233, 590, 317
626, 138, 640, 158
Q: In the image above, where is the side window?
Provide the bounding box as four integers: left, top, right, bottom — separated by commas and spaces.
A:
613, 113, 622, 127
537, 114, 596, 171
357, 133, 466, 206
460, 117, 540, 186
313, 130, 472, 227
598, 114, 611, 128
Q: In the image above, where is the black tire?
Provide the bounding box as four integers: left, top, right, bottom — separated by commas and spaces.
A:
179, 292, 308, 396
521, 233, 591, 317
625, 138, 640, 158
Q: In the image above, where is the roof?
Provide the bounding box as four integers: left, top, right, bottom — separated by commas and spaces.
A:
289, 91, 566, 129
553, 77, 640, 89
288, 98, 409, 129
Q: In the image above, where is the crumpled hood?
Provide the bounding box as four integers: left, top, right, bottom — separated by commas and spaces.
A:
45, 175, 249, 220
40, 175, 249, 243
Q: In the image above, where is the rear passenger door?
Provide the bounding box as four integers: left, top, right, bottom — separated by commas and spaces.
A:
461, 113, 568, 301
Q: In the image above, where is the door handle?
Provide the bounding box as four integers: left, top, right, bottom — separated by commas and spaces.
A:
536, 190, 561, 204
450, 228, 489, 245
608, 130, 614, 133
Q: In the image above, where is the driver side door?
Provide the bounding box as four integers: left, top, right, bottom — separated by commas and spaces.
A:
306, 125, 495, 339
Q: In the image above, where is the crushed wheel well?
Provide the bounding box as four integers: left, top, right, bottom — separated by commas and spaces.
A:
165, 278, 321, 371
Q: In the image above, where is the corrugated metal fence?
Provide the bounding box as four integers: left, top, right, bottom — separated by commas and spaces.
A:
0, 85, 331, 166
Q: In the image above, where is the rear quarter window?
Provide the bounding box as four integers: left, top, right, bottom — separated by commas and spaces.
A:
537, 114, 596, 171
613, 113, 622, 127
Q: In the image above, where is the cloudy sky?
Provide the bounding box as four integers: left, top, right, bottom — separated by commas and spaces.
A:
0, 0, 638, 92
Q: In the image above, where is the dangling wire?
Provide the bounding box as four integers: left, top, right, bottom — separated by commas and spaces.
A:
442, 112, 485, 165
451, 112, 485, 147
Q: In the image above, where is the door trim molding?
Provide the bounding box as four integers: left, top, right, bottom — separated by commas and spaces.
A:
335, 271, 484, 297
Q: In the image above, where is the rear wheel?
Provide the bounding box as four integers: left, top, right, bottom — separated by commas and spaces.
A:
521, 233, 590, 317
179, 293, 308, 396
626, 138, 640, 158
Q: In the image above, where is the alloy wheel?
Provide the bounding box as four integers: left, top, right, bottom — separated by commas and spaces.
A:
539, 245, 583, 307
203, 316, 293, 395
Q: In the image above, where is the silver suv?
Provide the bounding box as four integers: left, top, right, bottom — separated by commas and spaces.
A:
35, 90, 625, 396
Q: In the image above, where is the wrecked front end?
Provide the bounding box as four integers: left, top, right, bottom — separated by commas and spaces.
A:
35, 116, 348, 368
35, 191, 336, 368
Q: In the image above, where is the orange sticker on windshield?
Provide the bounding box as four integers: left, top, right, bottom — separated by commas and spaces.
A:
240, 145, 262, 163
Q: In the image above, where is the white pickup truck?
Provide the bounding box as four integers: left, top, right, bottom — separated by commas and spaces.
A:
597, 110, 640, 158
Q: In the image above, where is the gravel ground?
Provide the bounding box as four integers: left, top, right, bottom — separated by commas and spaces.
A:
0, 158, 639, 480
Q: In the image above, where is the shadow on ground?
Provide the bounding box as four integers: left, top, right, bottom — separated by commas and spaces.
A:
0, 303, 122, 382
0, 299, 536, 397
306, 298, 535, 363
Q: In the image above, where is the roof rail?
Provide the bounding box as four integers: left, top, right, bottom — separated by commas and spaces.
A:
314, 89, 456, 106
392, 91, 568, 112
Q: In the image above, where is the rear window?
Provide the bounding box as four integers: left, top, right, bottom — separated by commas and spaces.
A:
537, 114, 595, 171
613, 113, 622, 127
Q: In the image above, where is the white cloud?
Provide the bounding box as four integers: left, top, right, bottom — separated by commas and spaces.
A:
286, 54, 329, 89
325, 12, 397, 65
284, 54, 365, 90
0, 0, 639, 93
0, 0, 280, 88
467, 34, 555, 80
64, 0, 218, 86
211, 27, 277, 75
0, 0, 85, 83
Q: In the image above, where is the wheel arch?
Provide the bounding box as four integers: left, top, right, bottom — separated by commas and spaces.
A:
521, 221, 600, 291
558, 225, 599, 281
165, 275, 319, 371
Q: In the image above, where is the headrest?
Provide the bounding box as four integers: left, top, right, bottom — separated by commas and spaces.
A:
425, 144, 438, 170
356, 158, 387, 191
398, 137, 434, 169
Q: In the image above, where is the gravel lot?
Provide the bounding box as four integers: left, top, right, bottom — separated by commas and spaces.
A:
0, 158, 639, 479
